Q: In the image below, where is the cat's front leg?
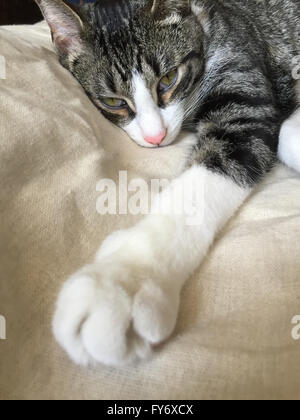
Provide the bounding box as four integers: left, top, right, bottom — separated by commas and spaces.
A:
53, 165, 250, 367
278, 107, 300, 173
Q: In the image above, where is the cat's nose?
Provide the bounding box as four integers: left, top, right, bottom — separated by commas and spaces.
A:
144, 130, 167, 145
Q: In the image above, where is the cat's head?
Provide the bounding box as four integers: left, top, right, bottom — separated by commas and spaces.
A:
36, 0, 205, 147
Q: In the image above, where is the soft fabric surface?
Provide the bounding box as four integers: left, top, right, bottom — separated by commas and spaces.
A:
0, 22, 300, 400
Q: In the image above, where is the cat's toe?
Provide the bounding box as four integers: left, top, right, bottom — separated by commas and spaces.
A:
78, 284, 151, 366
132, 281, 180, 344
52, 272, 99, 366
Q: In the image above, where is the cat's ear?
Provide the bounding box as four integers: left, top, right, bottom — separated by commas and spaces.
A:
34, 0, 85, 55
150, 0, 191, 20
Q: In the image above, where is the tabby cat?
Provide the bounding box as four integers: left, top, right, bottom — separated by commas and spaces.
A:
35, 0, 300, 366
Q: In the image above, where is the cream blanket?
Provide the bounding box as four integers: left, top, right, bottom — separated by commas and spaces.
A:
0, 22, 300, 400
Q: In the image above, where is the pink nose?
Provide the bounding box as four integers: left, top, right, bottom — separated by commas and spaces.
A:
144, 130, 167, 145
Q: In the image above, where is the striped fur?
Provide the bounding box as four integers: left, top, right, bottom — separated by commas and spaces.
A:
37, 0, 300, 187
36, 0, 300, 366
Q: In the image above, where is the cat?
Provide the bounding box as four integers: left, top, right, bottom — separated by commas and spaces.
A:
35, 0, 300, 367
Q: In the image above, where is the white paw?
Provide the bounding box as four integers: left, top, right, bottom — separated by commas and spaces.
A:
279, 112, 300, 173
53, 232, 180, 367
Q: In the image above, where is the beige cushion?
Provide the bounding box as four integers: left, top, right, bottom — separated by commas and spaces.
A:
0, 22, 300, 400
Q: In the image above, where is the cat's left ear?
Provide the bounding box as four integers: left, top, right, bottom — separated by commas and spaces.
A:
35, 0, 84, 55
150, 0, 191, 19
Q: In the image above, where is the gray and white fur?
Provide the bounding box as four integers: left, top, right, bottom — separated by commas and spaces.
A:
35, 0, 300, 367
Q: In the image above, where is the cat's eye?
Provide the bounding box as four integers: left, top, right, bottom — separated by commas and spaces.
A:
100, 97, 127, 110
158, 69, 178, 93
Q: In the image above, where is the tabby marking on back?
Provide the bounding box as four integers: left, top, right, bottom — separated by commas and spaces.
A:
35, 0, 300, 367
